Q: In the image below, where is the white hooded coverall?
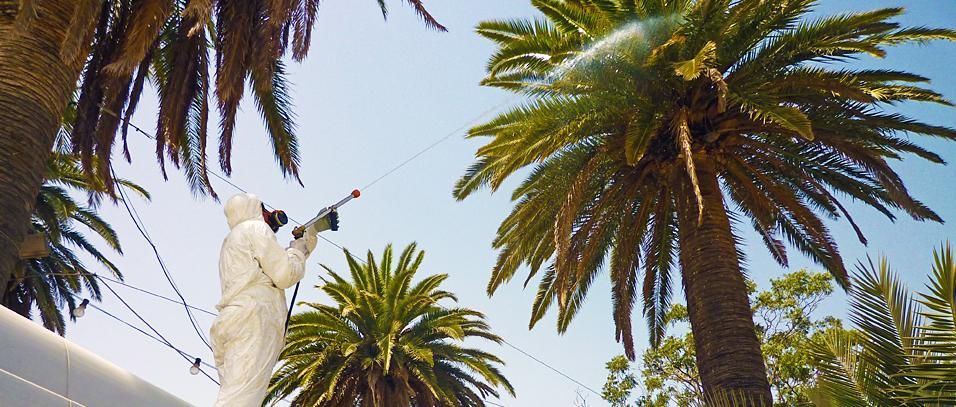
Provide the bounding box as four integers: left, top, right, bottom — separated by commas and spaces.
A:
211, 193, 315, 407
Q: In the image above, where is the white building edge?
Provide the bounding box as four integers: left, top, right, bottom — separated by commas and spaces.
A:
0, 306, 193, 407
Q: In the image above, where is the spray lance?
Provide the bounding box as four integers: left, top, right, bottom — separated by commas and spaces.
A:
290, 189, 361, 239
283, 189, 361, 332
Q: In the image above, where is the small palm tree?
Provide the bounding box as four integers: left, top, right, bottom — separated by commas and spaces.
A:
2, 139, 148, 335
454, 0, 955, 402
811, 243, 956, 406
266, 243, 514, 407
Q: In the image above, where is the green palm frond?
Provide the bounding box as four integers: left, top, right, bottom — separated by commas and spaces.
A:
811, 244, 956, 406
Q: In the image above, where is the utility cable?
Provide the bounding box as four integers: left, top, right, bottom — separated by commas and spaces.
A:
110, 167, 214, 352
95, 274, 217, 317
358, 96, 519, 192
500, 338, 602, 398
86, 302, 218, 372
26, 273, 216, 317
101, 106, 215, 352
97, 278, 182, 355
86, 292, 219, 385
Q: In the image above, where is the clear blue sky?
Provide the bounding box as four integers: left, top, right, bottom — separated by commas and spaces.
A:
63, 1, 956, 406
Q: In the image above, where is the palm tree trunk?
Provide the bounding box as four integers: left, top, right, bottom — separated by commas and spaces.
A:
675, 156, 772, 405
0, 1, 94, 299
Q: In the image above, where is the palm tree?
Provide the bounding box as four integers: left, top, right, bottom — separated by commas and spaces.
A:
453, 1, 956, 402
266, 243, 514, 407
3, 138, 148, 335
0, 0, 442, 298
811, 244, 956, 406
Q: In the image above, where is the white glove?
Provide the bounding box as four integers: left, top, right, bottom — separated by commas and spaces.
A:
289, 235, 317, 257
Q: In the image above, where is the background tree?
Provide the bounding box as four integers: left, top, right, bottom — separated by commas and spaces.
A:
641, 271, 838, 405
266, 243, 514, 407
600, 355, 666, 407
755, 272, 839, 403
812, 244, 956, 406
0, 0, 442, 298
573, 390, 593, 407
454, 0, 956, 401
602, 355, 670, 407
599, 270, 839, 406
3, 134, 148, 335
639, 307, 701, 407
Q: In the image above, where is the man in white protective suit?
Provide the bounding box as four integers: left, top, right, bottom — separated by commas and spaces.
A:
211, 193, 317, 407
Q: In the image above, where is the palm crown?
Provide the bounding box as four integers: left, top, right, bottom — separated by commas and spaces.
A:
456, 0, 955, 350
266, 244, 514, 407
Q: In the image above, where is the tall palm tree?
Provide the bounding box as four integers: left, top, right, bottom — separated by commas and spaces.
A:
0, 0, 442, 299
811, 244, 956, 406
453, 0, 956, 402
3, 138, 148, 335
266, 244, 514, 407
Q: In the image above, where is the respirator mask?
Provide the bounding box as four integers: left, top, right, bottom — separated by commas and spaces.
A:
261, 204, 288, 233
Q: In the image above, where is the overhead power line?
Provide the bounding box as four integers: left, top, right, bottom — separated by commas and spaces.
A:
29, 273, 216, 317
96, 274, 217, 317
111, 167, 214, 352
86, 302, 217, 373
500, 338, 602, 398
87, 286, 219, 385
357, 96, 519, 192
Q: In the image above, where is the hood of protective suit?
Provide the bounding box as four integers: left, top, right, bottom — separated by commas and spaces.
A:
224, 193, 263, 229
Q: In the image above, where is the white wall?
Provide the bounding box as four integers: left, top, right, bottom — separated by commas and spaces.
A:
0, 306, 193, 407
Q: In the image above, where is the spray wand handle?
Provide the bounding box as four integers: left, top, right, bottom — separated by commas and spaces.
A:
292, 189, 361, 239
